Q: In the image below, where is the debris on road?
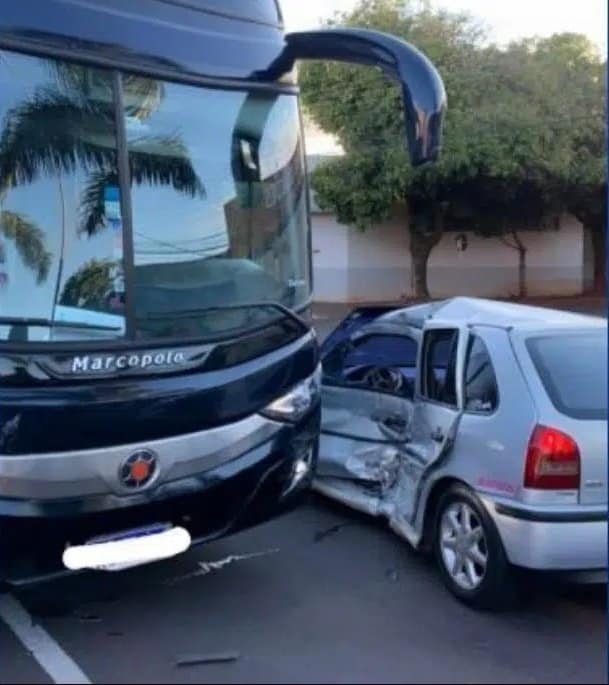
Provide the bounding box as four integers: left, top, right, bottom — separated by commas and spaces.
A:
165, 549, 280, 585
75, 612, 102, 624
313, 522, 353, 543
175, 651, 240, 667
385, 568, 399, 583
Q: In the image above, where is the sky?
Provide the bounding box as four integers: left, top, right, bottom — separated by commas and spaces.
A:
281, 0, 607, 53
284, 0, 606, 154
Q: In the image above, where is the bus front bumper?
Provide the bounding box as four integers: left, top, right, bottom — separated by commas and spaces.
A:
0, 409, 319, 584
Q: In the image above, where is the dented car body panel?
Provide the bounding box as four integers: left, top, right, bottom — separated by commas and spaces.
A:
316, 298, 608, 572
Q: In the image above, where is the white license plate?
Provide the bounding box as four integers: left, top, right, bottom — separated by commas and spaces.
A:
63, 524, 191, 572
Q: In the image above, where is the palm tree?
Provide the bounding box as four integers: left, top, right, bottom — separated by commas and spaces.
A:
0, 58, 205, 282
0, 210, 51, 283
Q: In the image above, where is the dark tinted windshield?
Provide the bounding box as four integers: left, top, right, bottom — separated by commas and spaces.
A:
0, 50, 310, 344
526, 330, 608, 420
0, 52, 126, 343
125, 81, 310, 341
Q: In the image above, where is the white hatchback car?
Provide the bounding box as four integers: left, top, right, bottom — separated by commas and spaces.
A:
316, 298, 608, 608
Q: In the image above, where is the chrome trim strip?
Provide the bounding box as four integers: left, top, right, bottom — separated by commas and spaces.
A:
495, 503, 607, 523
0, 414, 283, 500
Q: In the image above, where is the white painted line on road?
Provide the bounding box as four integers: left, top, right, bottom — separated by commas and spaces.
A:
0, 594, 91, 684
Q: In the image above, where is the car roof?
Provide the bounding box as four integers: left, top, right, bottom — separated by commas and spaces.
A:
379, 297, 606, 332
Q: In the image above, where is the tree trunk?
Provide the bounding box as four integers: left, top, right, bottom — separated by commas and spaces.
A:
409, 207, 444, 299
410, 238, 432, 299
511, 231, 527, 298
517, 246, 527, 298
590, 224, 606, 295
572, 197, 605, 295
499, 230, 528, 298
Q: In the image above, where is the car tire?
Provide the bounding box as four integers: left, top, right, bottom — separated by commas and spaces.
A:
434, 483, 517, 610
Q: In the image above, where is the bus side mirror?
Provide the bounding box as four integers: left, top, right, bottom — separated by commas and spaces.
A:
263, 28, 447, 166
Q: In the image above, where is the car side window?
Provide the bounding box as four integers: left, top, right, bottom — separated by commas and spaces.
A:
322, 333, 418, 398
421, 329, 458, 406
464, 335, 498, 413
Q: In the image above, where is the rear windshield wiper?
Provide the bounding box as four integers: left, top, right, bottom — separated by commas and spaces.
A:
0, 316, 123, 332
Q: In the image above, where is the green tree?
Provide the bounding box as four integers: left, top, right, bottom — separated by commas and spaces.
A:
300, 0, 606, 297
523, 34, 607, 292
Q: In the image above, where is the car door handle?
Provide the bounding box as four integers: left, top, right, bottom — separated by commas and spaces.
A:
378, 414, 407, 430
374, 414, 409, 441
430, 427, 444, 443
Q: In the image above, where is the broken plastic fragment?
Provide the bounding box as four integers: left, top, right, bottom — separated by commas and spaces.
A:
386, 568, 399, 583
75, 612, 102, 624
176, 652, 240, 667
313, 522, 352, 543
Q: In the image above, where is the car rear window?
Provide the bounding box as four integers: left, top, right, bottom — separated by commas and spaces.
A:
526, 331, 608, 420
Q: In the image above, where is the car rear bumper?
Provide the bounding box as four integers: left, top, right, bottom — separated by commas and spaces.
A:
488, 499, 608, 571
0, 409, 319, 584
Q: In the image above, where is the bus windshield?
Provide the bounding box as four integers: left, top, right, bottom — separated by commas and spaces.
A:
0, 50, 311, 344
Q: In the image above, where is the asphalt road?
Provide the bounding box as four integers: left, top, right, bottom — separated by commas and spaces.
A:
2, 297, 607, 684
1, 495, 607, 684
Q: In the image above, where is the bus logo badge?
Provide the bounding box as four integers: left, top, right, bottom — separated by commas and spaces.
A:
119, 450, 157, 489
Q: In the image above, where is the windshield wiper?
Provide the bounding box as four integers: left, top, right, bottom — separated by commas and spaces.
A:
144, 303, 276, 319
0, 316, 123, 332
142, 302, 309, 331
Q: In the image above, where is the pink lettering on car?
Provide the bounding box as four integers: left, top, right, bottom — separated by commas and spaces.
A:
476, 477, 517, 495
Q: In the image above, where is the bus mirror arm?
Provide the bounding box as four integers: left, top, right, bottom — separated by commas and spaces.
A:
262, 28, 446, 166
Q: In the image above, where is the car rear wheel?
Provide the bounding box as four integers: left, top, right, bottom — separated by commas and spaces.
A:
434, 484, 517, 610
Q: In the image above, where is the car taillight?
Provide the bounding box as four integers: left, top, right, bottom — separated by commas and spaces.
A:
524, 425, 580, 490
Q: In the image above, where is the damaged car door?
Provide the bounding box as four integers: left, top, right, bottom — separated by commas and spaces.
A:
395, 324, 467, 524
318, 322, 420, 491
317, 314, 468, 544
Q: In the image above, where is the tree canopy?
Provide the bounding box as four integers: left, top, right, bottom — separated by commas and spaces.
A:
299, 0, 606, 296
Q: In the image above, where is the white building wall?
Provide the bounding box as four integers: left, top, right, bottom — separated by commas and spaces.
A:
428, 232, 517, 298
311, 212, 585, 303
523, 216, 584, 296
311, 213, 350, 302
347, 208, 410, 302
428, 216, 584, 298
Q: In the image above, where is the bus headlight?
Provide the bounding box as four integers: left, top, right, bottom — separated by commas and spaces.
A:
261, 364, 322, 422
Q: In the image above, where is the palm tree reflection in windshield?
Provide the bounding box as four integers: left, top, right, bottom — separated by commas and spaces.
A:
0, 56, 204, 323
0, 210, 50, 283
